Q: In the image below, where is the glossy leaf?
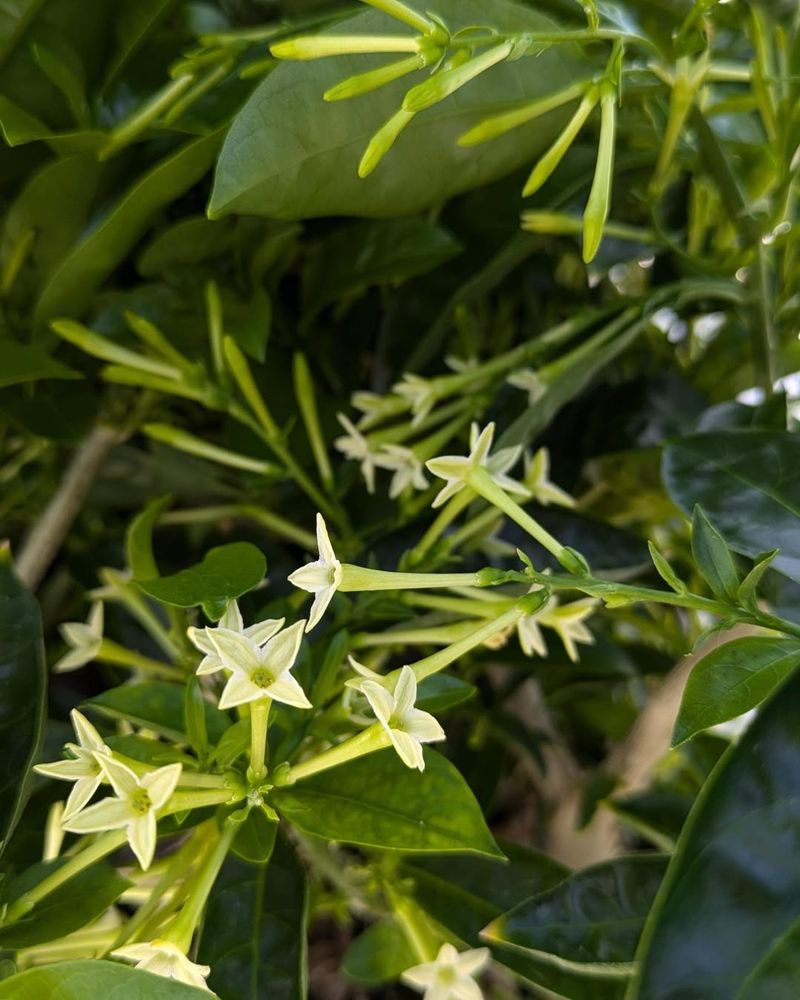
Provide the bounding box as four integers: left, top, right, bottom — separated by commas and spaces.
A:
673, 636, 800, 746
137, 542, 266, 619
663, 430, 800, 583
34, 131, 223, 328
0, 961, 211, 998
86, 680, 229, 744
0, 860, 130, 948
691, 505, 739, 600
342, 920, 417, 985
209, 1, 584, 220
126, 494, 171, 580
486, 854, 668, 972
0, 548, 46, 858
231, 808, 278, 864
416, 674, 476, 713
274, 748, 502, 857
0, 341, 78, 387
198, 834, 308, 1000
631, 668, 800, 999
735, 917, 800, 999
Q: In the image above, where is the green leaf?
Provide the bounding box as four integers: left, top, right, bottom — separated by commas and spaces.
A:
126, 494, 171, 580
137, 542, 266, 619
631, 668, 800, 999
137, 216, 236, 277
33, 130, 223, 328
303, 217, 461, 317
0, 961, 211, 998
342, 920, 417, 985
231, 808, 278, 865
663, 430, 800, 583
673, 636, 800, 746
86, 681, 229, 744
647, 541, 685, 594
735, 916, 800, 999
691, 504, 739, 600
209, 1, 584, 220
0, 341, 78, 387
0, 0, 46, 65
416, 674, 476, 713
486, 855, 668, 973
274, 748, 502, 857
0, 548, 46, 858
198, 834, 308, 1000
0, 860, 130, 948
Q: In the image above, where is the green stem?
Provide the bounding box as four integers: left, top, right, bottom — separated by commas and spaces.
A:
339, 565, 479, 592
389, 888, 437, 962
97, 640, 183, 680
410, 489, 474, 561
249, 699, 271, 780
287, 725, 390, 783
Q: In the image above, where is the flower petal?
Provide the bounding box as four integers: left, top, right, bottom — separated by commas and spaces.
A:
361, 680, 395, 728
63, 796, 131, 833
245, 617, 286, 645
389, 729, 425, 770
53, 647, 94, 673
97, 755, 139, 799
218, 671, 260, 710
316, 512, 336, 565
128, 811, 157, 870
63, 775, 102, 821
71, 709, 106, 752
141, 763, 182, 810
392, 665, 417, 719
35, 757, 93, 781
208, 628, 259, 676
267, 672, 312, 710
469, 422, 495, 464
405, 709, 445, 744
219, 599, 244, 632
262, 620, 305, 677
454, 947, 490, 976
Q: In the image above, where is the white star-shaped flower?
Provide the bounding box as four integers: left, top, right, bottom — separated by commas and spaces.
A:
517, 597, 598, 662
425, 422, 531, 509
208, 620, 310, 710
360, 665, 445, 771
393, 373, 437, 425
287, 514, 342, 632
334, 413, 386, 493
62, 757, 182, 871
113, 939, 212, 992
524, 448, 575, 508
34, 709, 111, 821
402, 943, 490, 1000
53, 603, 104, 673
378, 444, 428, 498
188, 600, 284, 676
507, 367, 546, 404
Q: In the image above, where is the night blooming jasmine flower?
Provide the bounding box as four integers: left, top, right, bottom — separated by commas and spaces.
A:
188, 599, 284, 676
524, 448, 576, 508
334, 412, 385, 493
426, 422, 530, 508
288, 514, 342, 632
507, 367, 546, 404
113, 940, 212, 992
393, 373, 437, 425
63, 756, 182, 871
360, 665, 445, 771
517, 597, 598, 661
378, 443, 428, 498
53, 602, 104, 672
208, 620, 310, 710
402, 943, 490, 1000
34, 709, 111, 821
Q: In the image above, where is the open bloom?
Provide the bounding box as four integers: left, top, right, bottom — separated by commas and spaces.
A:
209, 620, 310, 710
507, 367, 546, 404
34, 709, 110, 821
426, 422, 530, 508
62, 757, 182, 871
524, 448, 575, 508
393, 373, 437, 425
360, 664, 445, 770
334, 413, 386, 493
288, 514, 342, 632
402, 943, 490, 1000
188, 600, 284, 676
113, 939, 212, 992
517, 597, 598, 661
378, 443, 428, 498
53, 603, 104, 673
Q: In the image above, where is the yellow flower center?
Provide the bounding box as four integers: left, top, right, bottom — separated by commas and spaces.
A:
130, 789, 152, 816
251, 667, 274, 689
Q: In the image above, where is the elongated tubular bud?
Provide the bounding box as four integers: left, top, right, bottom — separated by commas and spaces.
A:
359, 108, 415, 177
271, 34, 419, 60
458, 79, 589, 146
582, 83, 617, 263
325, 52, 426, 101
522, 85, 599, 197
361, 0, 436, 34
402, 41, 513, 113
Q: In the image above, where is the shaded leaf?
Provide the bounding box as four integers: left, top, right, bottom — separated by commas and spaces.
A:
342, 920, 417, 986
0, 961, 211, 998
86, 680, 229, 744
0, 341, 78, 387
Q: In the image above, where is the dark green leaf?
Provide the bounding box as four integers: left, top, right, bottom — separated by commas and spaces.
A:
209, 1, 584, 220
416, 674, 476, 713
0, 548, 46, 859
126, 494, 171, 580
0, 860, 130, 948
198, 834, 308, 1000
486, 854, 668, 972
691, 505, 739, 600
274, 748, 502, 857
342, 920, 417, 985
138, 542, 266, 619
0, 961, 211, 998
231, 808, 278, 865
735, 916, 800, 999
184, 673, 208, 758
86, 681, 228, 744
0, 341, 78, 387
137, 216, 236, 277
663, 430, 800, 583
673, 636, 800, 746
632, 668, 800, 999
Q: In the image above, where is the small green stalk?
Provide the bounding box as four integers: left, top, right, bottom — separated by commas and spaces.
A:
287, 725, 391, 783
467, 466, 569, 567
410, 489, 474, 562
523, 86, 599, 197
352, 620, 484, 650
100, 75, 194, 158
52, 320, 181, 381
96, 639, 183, 680
160, 504, 316, 550
388, 887, 438, 962
583, 81, 617, 263
249, 698, 271, 781
362, 0, 435, 34
360, 108, 416, 177
144, 423, 282, 477
293, 353, 334, 487
339, 564, 479, 592
272, 34, 420, 60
